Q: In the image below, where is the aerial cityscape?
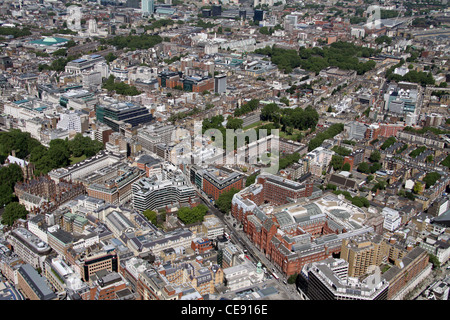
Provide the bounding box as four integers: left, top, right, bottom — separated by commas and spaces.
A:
0, 0, 449, 305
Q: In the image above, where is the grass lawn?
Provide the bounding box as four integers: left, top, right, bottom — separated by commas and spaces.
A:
243, 120, 264, 131
279, 128, 303, 141
70, 154, 87, 165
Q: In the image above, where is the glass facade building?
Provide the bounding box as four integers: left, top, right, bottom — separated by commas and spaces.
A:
95, 102, 153, 131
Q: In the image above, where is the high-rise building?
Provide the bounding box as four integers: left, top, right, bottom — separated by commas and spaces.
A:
253, 9, 264, 22
214, 74, 227, 94
340, 234, 385, 278
57, 111, 88, 133
211, 5, 222, 16
141, 0, 154, 15
300, 258, 389, 300
239, 9, 247, 20
381, 207, 402, 232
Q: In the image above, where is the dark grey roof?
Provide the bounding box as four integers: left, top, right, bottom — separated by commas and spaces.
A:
18, 264, 56, 300
49, 228, 74, 244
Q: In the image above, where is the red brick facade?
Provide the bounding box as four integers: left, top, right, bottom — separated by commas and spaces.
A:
203, 175, 244, 201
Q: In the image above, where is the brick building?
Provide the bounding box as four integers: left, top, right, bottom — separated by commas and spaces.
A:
15, 175, 86, 215
202, 167, 245, 201
232, 190, 374, 276
17, 264, 57, 300
382, 247, 430, 300
191, 238, 214, 254
88, 270, 134, 300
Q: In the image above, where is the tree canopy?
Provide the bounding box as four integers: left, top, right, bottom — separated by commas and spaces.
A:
279, 152, 301, 170
2, 202, 28, 226
380, 136, 396, 150
0, 26, 31, 38
369, 150, 381, 163
177, 204, 208, 224
308, 123, 344, 151
234, 99, 260, 117
103, 75, 142, 96
256, 42, 377, 75
423, 172, 441, 189
101, 34, 163, 50
0, 164, 23, 207
216, 188, 240, 214
143, 209, 157, 225
262, 104, 319, 133
0, 130, 104, 176
330, 155, 344, 171
245, 173, 258, 187
226, 118, 244, 130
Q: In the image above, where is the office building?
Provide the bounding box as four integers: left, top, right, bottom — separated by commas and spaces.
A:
48, 150, 123, 183
214, 74, 227, 94
137, 269, 180, 300
141, 0, 154, 15
0, 56, 13, 70
382, 247, 430, 300
344, 121, 368, 140
384, 82, 419, 114
256, 172, 313, 205
104, 209, 136, 238
7, 227, 52, 270
428, 197, 449, 217
79, 250, 119, 282
17, 264, 57, 300
56, 111, 89, 133
137, 124, 175, 153
86, 165, 146, 205
126, 0, 140, 8
65, 54, 105, 75
425, 113, 444, 127
201, 215, 224, 240
300, 258, 389, 300
89, 270, 134, 300
202, 167, 245, 201
340, 234, 385, 278
44, 257, 87, 295
253, 9, 264, 22
223, 261, 265, 292
381, 207, 402, 232
48, 228, 74, 257
96, 102, 153, 132
62, 212, 92, 236
239, 9, 247, 20
232, 193, 373, 276
211, 5, 221, 16
132, 169, 197, 212
158, 70, 214, 93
